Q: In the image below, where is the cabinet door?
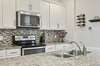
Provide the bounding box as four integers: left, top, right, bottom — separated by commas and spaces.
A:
6, 49, 21, 58
40, 1, 50, 29
57, 6, 66, 30
3, 0, 16, 29
0, 50, 6, 59
30, 0, 40, 12
0, 0, 3, 28
16, 0, 30, 11
50, 3, 58, 30
50, 4, 66, 30
56, 45, 64, 51
45, 45, 56, 52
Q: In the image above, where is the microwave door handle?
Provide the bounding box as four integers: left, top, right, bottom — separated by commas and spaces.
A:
40, 16, 42, 27
18, 12, 21, 27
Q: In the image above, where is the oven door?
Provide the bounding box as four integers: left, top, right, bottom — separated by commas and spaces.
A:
21, 47, 45, 56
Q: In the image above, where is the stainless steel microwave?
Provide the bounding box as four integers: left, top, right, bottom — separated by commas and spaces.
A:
16, 11, 40, 28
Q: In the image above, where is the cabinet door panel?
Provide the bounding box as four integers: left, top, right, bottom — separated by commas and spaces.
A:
50, 3, 58, 29
0, 0, 3, 28
56, 45, 64, 51
16, 0, 30, 11
40, 1, 50, 29
0, 50, 6, 59
30, 0, 40, 12
57, 6, 66, 30
3, 0, 16, 29
50, 4, 66, 30
6, 49, 21, 58
45, 45, 56, 52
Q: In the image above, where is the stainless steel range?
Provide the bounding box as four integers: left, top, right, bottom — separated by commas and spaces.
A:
13, 35, 36, 48
13, 35, 45, 55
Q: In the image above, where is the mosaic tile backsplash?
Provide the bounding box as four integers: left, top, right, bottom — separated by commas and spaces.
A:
0, 28, 65, 46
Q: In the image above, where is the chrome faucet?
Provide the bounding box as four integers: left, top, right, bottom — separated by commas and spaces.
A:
70, 41, 82, 56
69, 41, 87, 56
80, 41, 87, 56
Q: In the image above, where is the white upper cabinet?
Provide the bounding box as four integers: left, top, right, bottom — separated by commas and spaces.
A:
0, 0, 16, 29
0, 0, 3, 28
57, 5, 66, 30
16, 0, 30, 11
50, 3, 66, 30
40, 1, 50, 29
16, 0, 40, 12
50, 3, 58, 30
30, 0, 40, 12
2, 0, 16, 29
40, 0, 66, 30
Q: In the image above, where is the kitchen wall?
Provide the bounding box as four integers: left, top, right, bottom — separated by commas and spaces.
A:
75, 0, 100, 48
0, 28, 65, 46
64, 0, 100, 48
63, 0, 76, 41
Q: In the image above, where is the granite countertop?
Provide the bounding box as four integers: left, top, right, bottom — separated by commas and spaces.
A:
0, 45, 21, 50
0, 50, 100, 66
46, 42, 71, 46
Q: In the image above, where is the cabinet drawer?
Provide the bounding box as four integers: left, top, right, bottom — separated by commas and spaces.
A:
45, 45, 56, 52
6, 49, 21, 58
0, 50, 6, 59
56, 45, 64, 51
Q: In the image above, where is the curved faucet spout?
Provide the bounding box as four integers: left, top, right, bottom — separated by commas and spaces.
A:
70, 41, 82, 54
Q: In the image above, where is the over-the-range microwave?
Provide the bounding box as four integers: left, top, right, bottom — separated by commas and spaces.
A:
16, 11, 40, 28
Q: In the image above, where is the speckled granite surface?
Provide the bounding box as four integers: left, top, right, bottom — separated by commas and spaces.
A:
0, 50, 100, 66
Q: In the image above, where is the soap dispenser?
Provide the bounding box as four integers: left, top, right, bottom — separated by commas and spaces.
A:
83, 45, 87, 56
39, 32, 45, 46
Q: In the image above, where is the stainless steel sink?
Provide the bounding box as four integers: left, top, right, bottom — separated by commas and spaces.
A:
50, 50, 91, 58
52, 53, 73, 58
67, 50, 91, 56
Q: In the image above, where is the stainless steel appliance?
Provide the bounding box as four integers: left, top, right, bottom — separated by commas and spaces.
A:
13, 35, 36, 48
16, 11, 40, 28
22, 47, 45, 55
13, 35, 45, 55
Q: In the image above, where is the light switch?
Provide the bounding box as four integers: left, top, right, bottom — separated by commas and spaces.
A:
0, 36, 3, 41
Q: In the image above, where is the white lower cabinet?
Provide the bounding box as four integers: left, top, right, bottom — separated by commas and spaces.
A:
0, 50, 6, 59
55, 45, 64, 51
6, 49, 21, 58
45, 44, 71, 53
0, 48, 21, 59
45, 45, 56, 52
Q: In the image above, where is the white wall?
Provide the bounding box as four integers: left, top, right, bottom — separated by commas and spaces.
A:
64, 0, 100, 48
75, 0, 100, 48
63, 0, 76, 41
